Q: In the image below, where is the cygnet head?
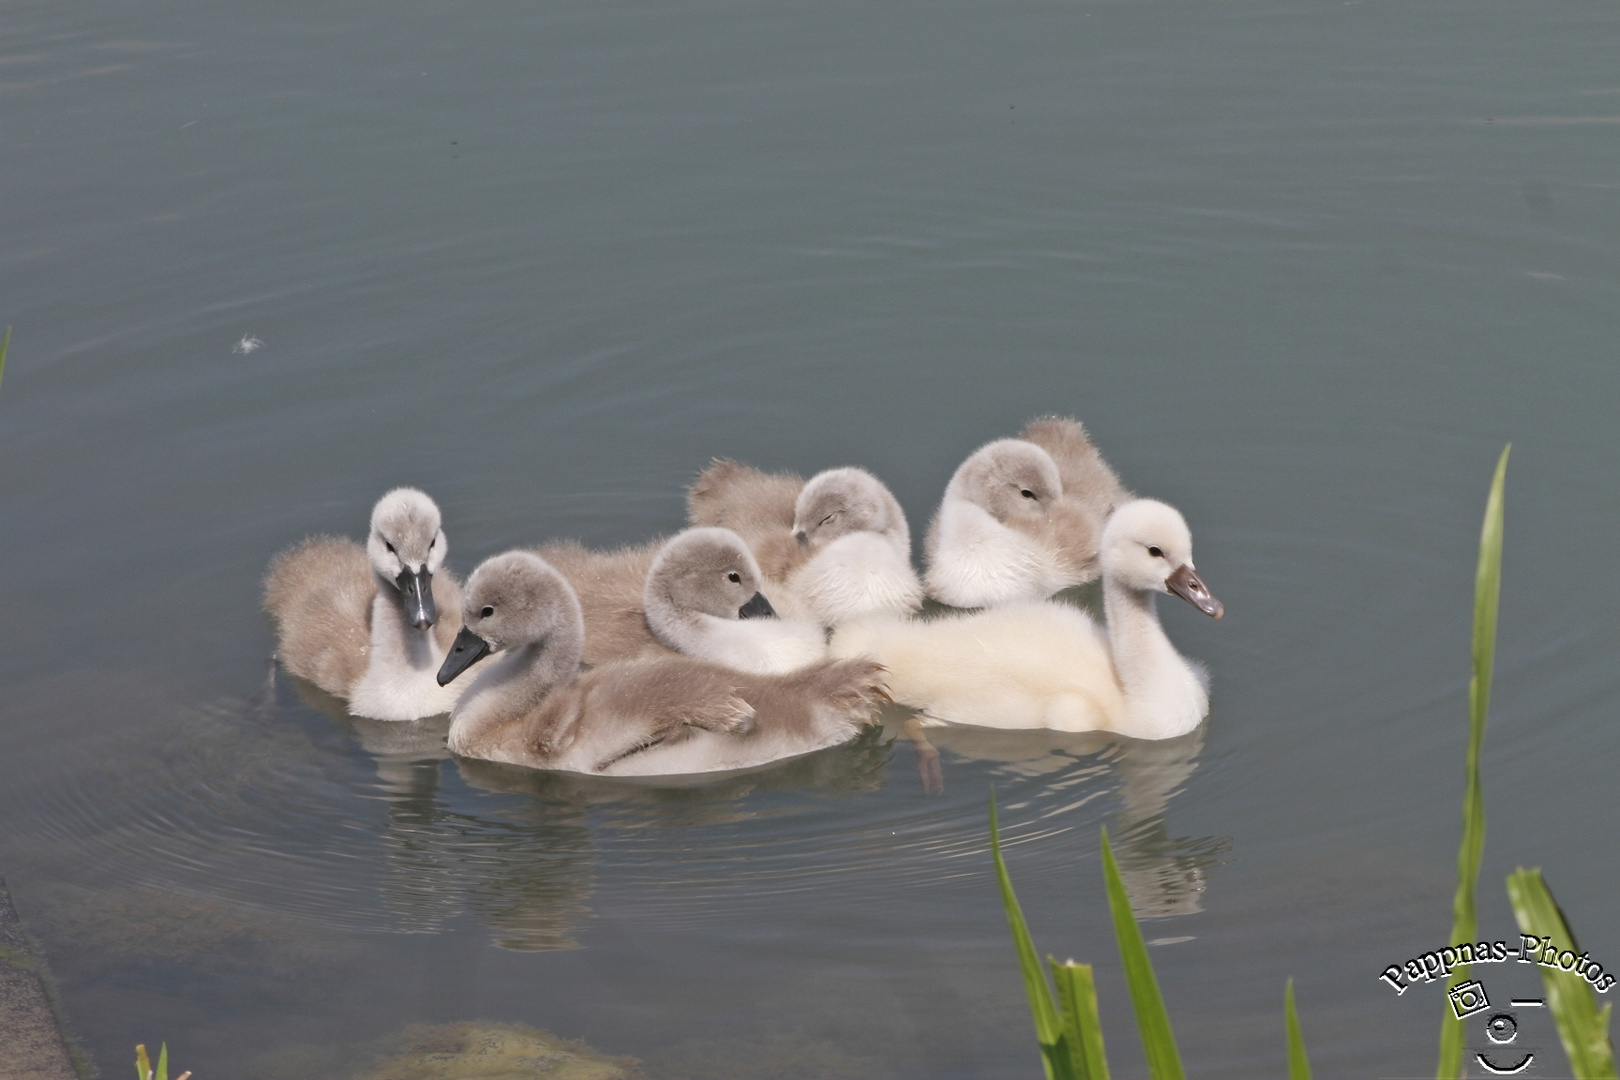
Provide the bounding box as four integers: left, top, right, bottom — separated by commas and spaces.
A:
946, 439, 1063, 525
366, 487, 449, 629
1100, 500, 1224, 619
792, 467, 909, 549
646, 527, 778, 623
437, 551, 585, 686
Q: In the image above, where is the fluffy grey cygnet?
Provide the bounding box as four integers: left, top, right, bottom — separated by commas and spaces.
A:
1019, 416, 1133, 525
836, 499, 1222, 739
686, 460, 924, 625
644, 528, 827, 674
264, 487, 464, 720
436, 551, 889, 776
924, 421, 1134, 608
686, 458, 810, 582
786, 467, 923, 624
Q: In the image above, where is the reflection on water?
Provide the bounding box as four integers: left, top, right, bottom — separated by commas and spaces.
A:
315, 661, 1226, 946
907, 714, 1230, 918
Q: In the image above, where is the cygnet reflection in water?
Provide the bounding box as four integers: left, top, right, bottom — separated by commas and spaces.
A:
899, 714, 1229, 919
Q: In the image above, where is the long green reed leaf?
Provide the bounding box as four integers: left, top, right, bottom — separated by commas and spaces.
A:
1505, 868, 1618, 1080
1437, 444, 1509, 1079
990, 790, 1073, 1080
1100, 826, 1185, 1080
1285, 978, 1313, 1080
156, 1043, 168, 1080
135, 1044, 151, 1080
1051, 958, 1110, 1080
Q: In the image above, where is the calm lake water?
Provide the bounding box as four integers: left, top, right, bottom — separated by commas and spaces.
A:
3, 0, 1618, 1075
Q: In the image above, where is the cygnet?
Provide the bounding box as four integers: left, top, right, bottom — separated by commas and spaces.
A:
687, 459, 923, 625
834, 499, 1222, 740
1019, 415, 1132, 525
644, 527, 828, 674
785, 467, 923, 624
436, 551, 888, 776
264, 487, 464, 720
923, 438, 1080, 607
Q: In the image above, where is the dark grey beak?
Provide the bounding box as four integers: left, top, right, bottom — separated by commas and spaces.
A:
437, 626, 492, 685
396, 567, 436, 629
793, 530, 809, 545
1166, 564, 1224, 620
738, 592, 778, 620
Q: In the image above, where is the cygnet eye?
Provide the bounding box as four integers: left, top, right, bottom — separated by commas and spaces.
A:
727, 571, 741, 584
820, 512, 837, 527
480, 605, 495, 618
385, 541, 397, 555
429, 536, 436, 549
1148, 546, 1164, 558
1020, 488, 1037, 500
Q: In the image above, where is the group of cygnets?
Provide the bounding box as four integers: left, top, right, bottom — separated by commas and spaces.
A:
264, 417, 1223, 778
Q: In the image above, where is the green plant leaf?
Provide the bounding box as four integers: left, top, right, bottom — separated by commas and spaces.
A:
135, 1044, 151, 1080
1505, 868, 1617, 1080
990, 790, 1073, 1080
156, 1043, 168, 1080
1437, 444, 1509, 1080
1100, 826, 1185, 1080
1051, 958, 1110, 1080
1285, 978, 1313, 1080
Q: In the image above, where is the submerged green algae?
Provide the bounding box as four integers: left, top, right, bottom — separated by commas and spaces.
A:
354, 1023, 640, 1080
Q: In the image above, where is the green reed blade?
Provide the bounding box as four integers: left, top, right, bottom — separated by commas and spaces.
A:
1506, 868, 1618, 1080
135, 1044, 151, 1080
156, 1043, 168, 1080
1437, 444, 1509, 1080
1285, 978, 1313, 1080
990, 790, 1073, 1080
1100, 826, 1185, 1080
1051, 958, 1110, 1080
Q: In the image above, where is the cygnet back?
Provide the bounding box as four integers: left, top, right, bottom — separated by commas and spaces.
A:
1020, 415, 1132, 522
531, 539, 673, 668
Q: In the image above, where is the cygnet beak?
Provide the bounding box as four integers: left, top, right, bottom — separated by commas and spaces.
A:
437, 626, 492, 685
1166, 564, 1224, 620
793, 530, 809, 546
738, 592, 778, 620
396, 567, 437, 629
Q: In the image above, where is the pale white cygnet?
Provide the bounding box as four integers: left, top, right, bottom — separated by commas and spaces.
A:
786, 467, 924, 624
834, 499, 1223, 739
924, 438, 1075, 607
264, 487, 464, 721
436, 551, 888, 776
644, 528, 827, 675
924, 420, 1134, 609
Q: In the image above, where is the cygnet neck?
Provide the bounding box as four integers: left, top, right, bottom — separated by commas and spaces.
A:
451, 622, 584, 751
643, 587, 707, 655
1101, 575, 1206, 739
368, 576, 438, 668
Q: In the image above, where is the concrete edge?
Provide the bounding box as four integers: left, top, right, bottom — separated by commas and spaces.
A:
0, 870, 94, 1080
